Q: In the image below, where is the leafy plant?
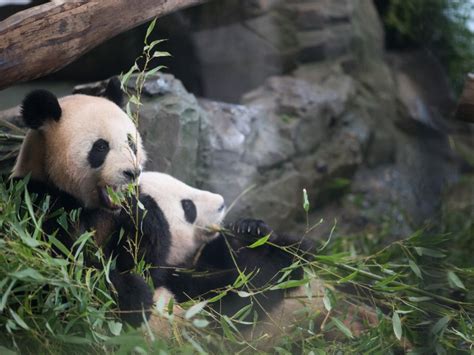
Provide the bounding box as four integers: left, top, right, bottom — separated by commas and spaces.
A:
384, 0, 474, 91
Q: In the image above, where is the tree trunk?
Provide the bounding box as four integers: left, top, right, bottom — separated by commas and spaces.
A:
0, 0, 207, 90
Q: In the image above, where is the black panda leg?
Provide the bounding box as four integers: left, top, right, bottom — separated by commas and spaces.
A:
108, 270, 153, 327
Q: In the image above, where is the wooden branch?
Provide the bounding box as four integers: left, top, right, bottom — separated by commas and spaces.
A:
0, 0, 207, 90
454, 73, 474, 123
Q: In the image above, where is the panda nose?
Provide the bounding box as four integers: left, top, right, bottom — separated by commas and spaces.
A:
123, 168, 141, 181
218, 203, 226, 212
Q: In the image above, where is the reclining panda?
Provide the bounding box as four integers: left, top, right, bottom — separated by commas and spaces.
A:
110, 172, 321, 338
114, 174, 376, 343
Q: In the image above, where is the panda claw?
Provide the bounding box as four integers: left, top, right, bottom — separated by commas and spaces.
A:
257, 227, 261, 236
247, 226, 251, 233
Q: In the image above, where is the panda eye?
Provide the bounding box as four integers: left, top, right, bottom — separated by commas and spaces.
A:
93, 139, 109, 152
181, 199, 197, 224
88, 139, 110, 168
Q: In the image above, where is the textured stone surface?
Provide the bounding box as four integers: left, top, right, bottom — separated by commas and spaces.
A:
135, 74, 206, 185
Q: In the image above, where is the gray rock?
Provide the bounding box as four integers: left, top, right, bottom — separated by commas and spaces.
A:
191, 12, 294, 102
197, 100, 259, 202
134, 74, 205, 185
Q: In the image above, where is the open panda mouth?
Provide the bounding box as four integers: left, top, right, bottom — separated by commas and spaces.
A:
97, 185, 122, 211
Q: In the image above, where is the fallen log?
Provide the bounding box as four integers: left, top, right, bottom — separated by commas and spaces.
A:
0, 0, 207, 90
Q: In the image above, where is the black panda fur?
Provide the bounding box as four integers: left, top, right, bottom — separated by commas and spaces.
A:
106, 193, 173, 289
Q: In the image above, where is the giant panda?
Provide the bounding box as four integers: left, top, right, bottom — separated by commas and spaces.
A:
10, 80, 154, 326
110, 172, 325, 342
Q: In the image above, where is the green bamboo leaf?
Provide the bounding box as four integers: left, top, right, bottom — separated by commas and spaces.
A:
414, 247, 445, 258
11, 222, 41, 248
408, 260, 423, 279
10, 268, 44, 281
0, 280, 16, 312
145, 18, 157, 44
237, 291, 252, 298
447, 271, 466, 290
107, 320, 122, 336
167, 297, 174, 315
432, 316, 450, 335
270, 278, 309, 290
303, 188, 310, 212
10, 309, 29, 330
248, 234, 270, 248
323, 294, 332, 312
24, 189, 38, 228
392, 311, 402, 340
207, 291, 228, 303
120, 63, 138, 89
185, 301, 207, 319
233, 303, 253, 320
331, 317, 353, 339
152, 50, 171, 58
146, 65, 167, 77
129, 95, 141, 106
145, 39, 167, 50
337, 270, 358, 283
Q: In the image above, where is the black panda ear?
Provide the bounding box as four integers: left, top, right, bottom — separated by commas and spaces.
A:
103, 77, 123, 107
21, 90, 62, 129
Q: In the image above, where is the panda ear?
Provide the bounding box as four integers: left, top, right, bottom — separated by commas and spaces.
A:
21, 90, 62, 129
103, 77, 123, 107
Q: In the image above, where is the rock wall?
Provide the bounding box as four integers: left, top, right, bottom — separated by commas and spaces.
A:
3, 0, 464, 239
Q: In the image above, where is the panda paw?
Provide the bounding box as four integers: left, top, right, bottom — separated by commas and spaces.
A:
227, 219, 273, 242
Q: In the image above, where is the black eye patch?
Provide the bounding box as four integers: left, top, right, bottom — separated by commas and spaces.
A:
181, 199, 197, 224
88, 139, 110, 168
127, 133, 137, 155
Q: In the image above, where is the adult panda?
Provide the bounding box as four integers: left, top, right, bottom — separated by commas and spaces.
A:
111, 172, 323, 341
10, 80, 153, 326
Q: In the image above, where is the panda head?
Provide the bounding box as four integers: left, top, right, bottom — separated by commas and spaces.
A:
12, 79, 147, 210
139, 172, 226, 265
